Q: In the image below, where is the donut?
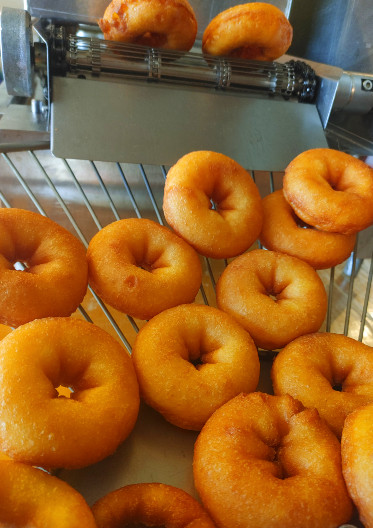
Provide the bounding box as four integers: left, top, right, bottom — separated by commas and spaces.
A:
0, 317, 139, 469
0, 324, 11, 340
92, 483, 216, 527
202, 2, 293, 60
0, 459, 97, 527
163, 151, 263, 259
216, 249, 327, 350
87, 218, 202, 320
259, 190, 356, 269
132, 304, 260, 430
99, 0, 197, 51
272, 332, 373, 438
283, 148, 373, 235
342, 403, 373, 528
193, 392, 353, 528
0, 208, 88, 327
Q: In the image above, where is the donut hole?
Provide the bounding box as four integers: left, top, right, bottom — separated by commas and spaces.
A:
332, 381, 343, 392
13, 261, 29, 271
56, 385, 74, 399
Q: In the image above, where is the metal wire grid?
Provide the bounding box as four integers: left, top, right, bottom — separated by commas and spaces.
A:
0, 148, 372, 352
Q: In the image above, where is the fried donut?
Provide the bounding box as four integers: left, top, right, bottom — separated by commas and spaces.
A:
272, 332, 373, 438
194, 392, 353, 528
163, 151, 263, 259
0, 324, 11, 340
0, 208, 88, 327
87, 218, 202, 320
259, 190, 356, 269
92, 483, 216, 527
99, 0, 197, 51
0, 459, 97, 527
0, 317, 139, 469
132, 304, 260, 430
216, 249, 327, 350
283, 148, 373, 235
202, 2, 293, 60
342, 403, 373, 528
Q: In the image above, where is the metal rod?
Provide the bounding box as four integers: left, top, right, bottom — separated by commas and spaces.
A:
358, 247, 373, 342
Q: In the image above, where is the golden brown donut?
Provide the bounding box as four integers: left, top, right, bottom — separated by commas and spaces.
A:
0, 317, 139, 469
283, 148, 373, 235
87, 218, 202, 320
92, 483, 216, 528
0, 208, 88, 327
0, 459, 97, 527
163, 151, 263, 259
342, 403, 373, 528
132, 304, 260, 430
202, 2, 293, 60
193, 392, 353, 528
216, 249, 327, 350
0, 324, 11, 340
99, 0, 197, 51
272, 332, 373, 438
259, 190, 356, 269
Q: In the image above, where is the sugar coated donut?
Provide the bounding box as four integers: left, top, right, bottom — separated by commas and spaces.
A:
92, 483, 216, 527
259, 190, 356, 269
272, 332, 373, 438
0, 324, 11, 340
194, 392, 353, 528
99, 0, 197, 51
0, 317, 139, 468
0, 459, 97, 527
87, 218, 202, 320
202, 2, 293, 60
0, 208, 88, 327
283, 148, 373, 235
163, 151, 263, 259
342, 403, 373, 528
216, 249, 327, 350
132, 304, 260, 430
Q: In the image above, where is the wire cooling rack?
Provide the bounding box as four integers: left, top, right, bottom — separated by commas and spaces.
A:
0, 148, 372, 351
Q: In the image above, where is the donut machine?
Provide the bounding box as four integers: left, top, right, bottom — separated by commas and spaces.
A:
0, 1, 372, 527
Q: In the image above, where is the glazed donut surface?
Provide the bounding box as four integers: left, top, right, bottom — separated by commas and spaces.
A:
0, 317, 139, 469
342, 403, 373, 528
99, 0, 197, 51
283, 148, 373, 235
132, 304, 260, 430
92, 483, 216, 528
0, 208, 88, 327
202, 2, 293, 60
272, 332, 373, 437
0, 460, 97, 528
259, 190, 356, 269
87, 218, 202, 320
163, 151, 263, 259
193, 392, 352, 528
216, 249, 327, 350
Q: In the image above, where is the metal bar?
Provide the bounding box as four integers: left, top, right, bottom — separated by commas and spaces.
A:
90, 161, 121, 221
116, 163, 141, 218
358, 246, 373, 342
139, 164, 163, 225
29, 151, 89, 247
344, 242, 359, 336
2, 153, 47, 216
63, 159, 103, 231
326, 267, 335, 333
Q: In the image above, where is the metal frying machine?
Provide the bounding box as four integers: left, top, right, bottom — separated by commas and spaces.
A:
0, 1, 372, 525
